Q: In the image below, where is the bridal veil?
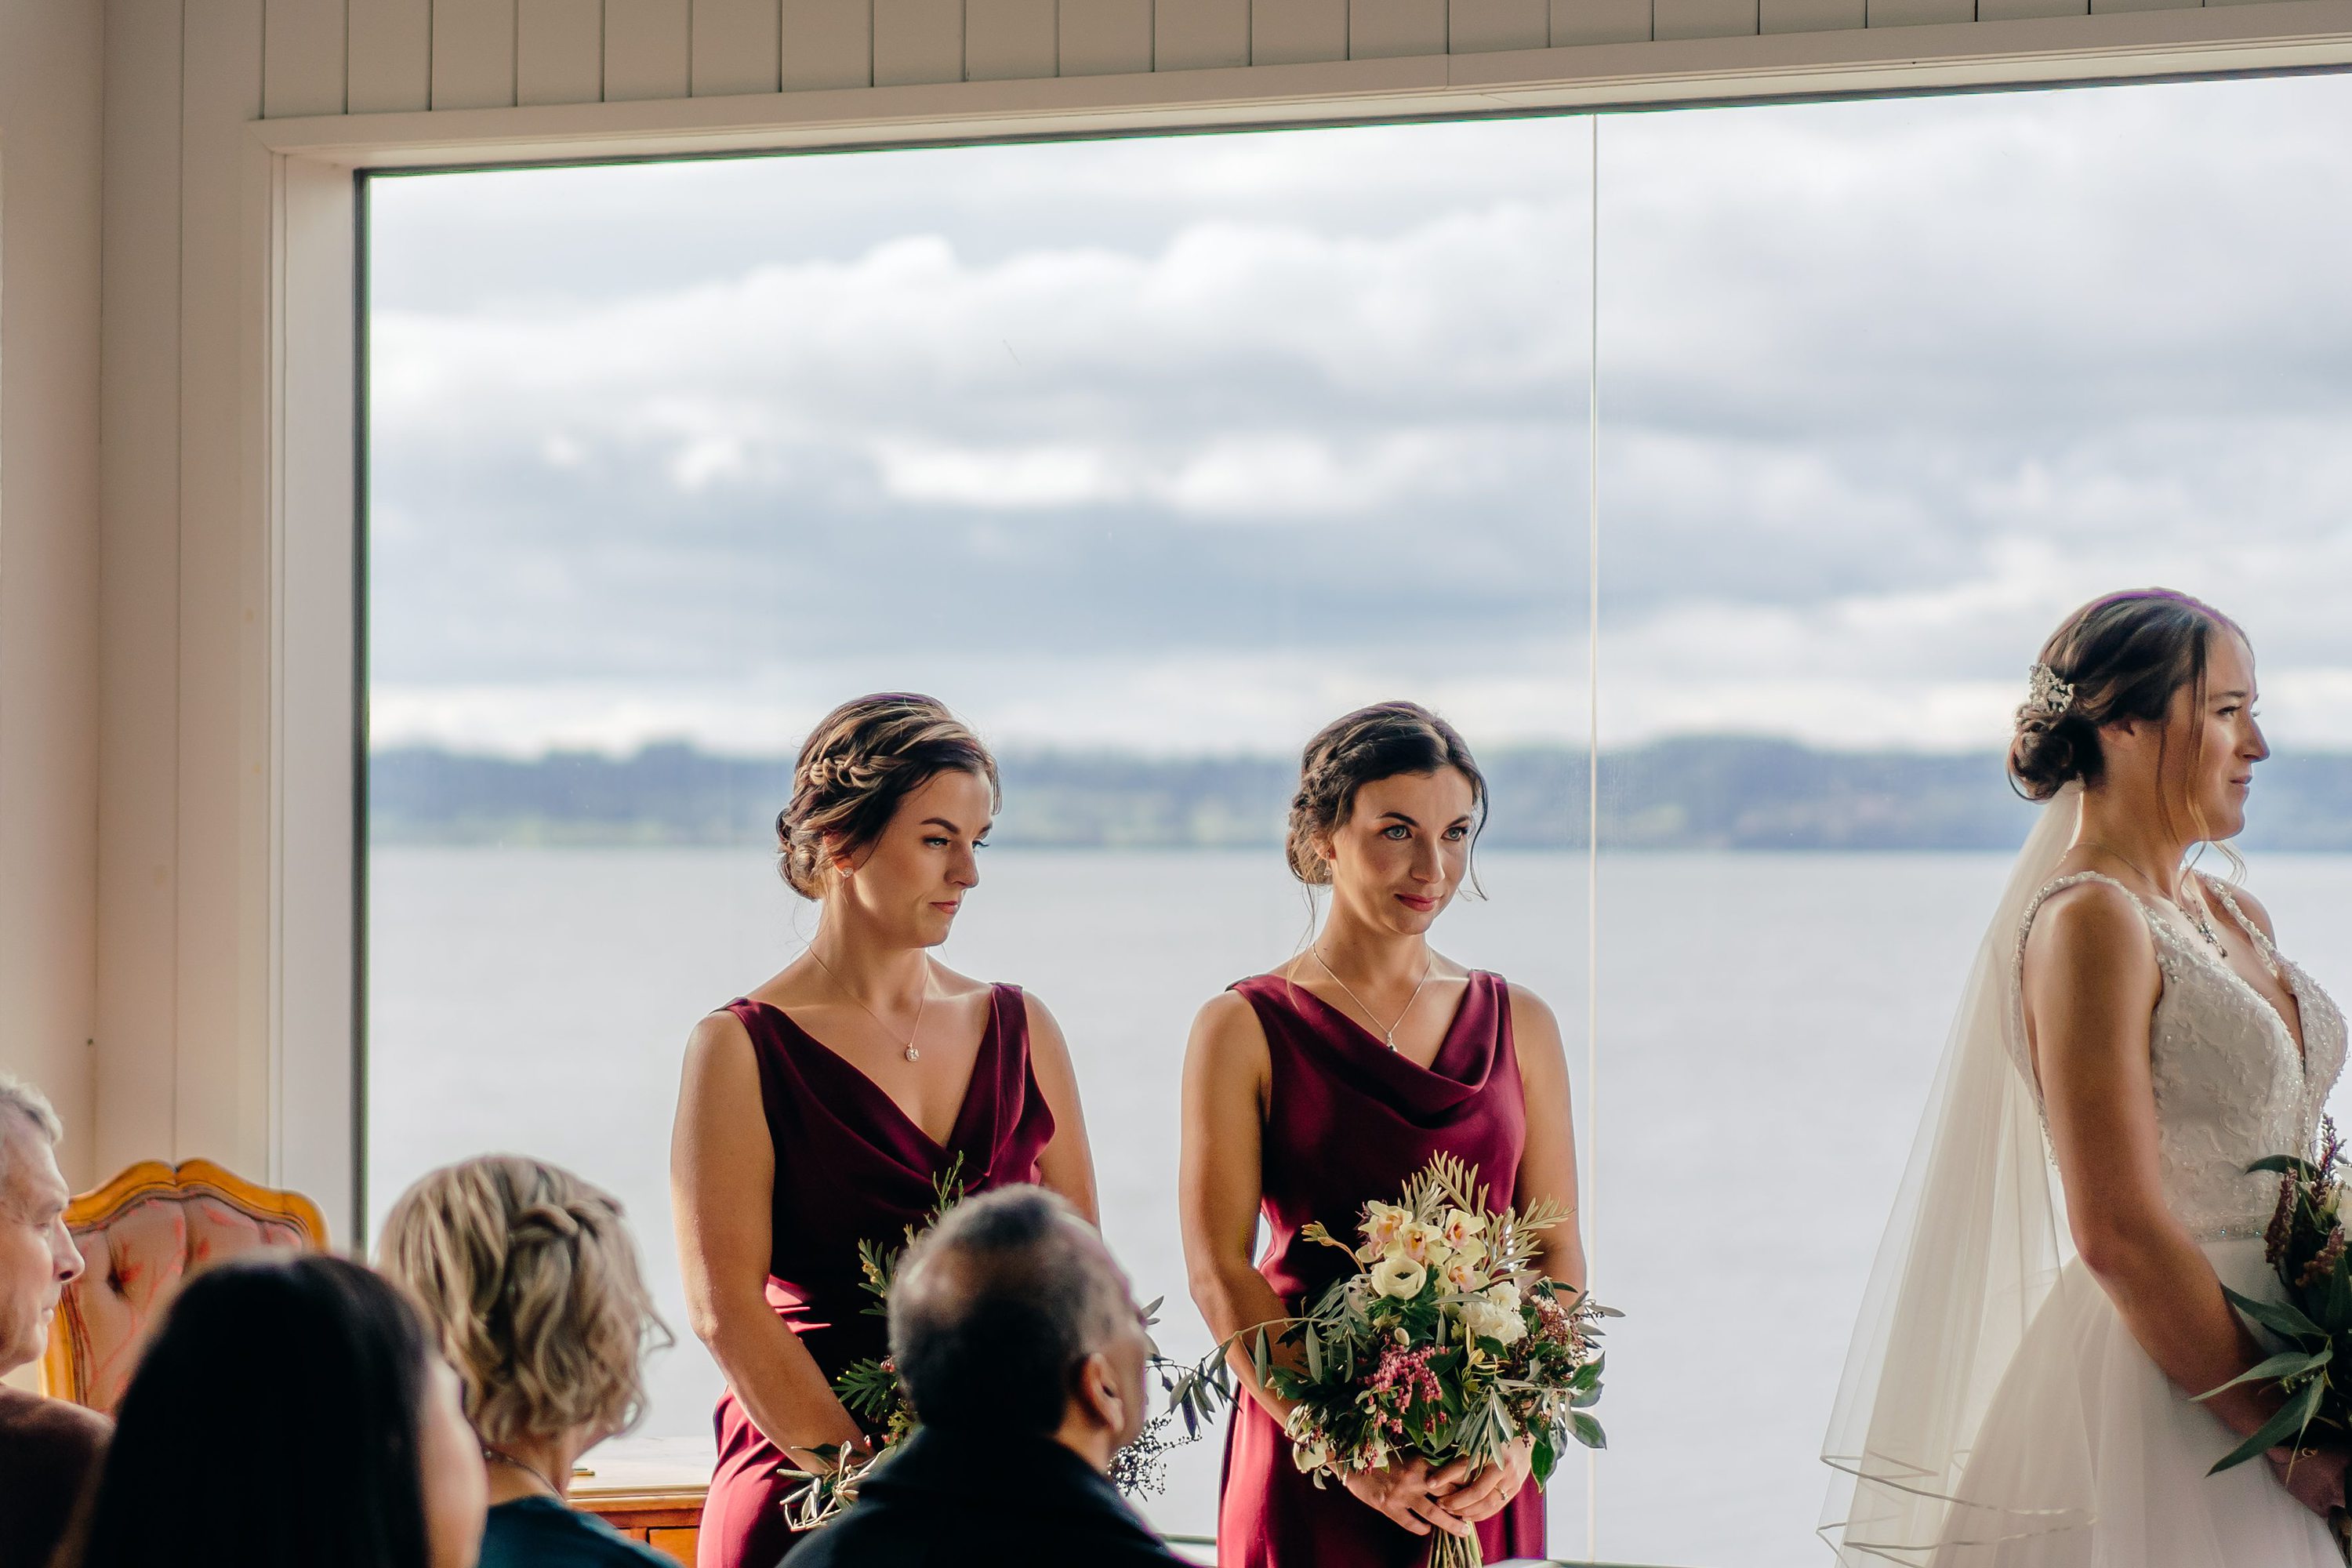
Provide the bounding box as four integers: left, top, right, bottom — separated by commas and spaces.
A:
1820, 783, 2096, 1563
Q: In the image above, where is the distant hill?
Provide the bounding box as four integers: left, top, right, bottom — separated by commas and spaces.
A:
366, 738, 2352, 852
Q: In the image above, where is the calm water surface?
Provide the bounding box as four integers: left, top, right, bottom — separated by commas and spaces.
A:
367, 847, 2352, 1566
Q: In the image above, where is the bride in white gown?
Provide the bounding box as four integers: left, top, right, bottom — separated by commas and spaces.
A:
1823, 589, 2350, 1566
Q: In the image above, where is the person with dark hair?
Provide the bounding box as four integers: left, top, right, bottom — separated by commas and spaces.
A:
57, 1251, 486, 1568
0, 1072, 109, 1568
1822, 589, 2347, 1566
1179, 701, 1585, 1566
786, 1185, 1182, 1568
671, 694, 1102, 1568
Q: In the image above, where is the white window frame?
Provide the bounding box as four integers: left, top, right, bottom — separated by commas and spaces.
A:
251, 19, 2352, 1240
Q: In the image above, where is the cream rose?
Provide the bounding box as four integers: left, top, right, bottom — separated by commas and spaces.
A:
1458, 1298, 1528, 1345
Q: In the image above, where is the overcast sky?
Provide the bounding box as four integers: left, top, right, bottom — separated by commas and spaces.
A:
368, 73, 2352, 759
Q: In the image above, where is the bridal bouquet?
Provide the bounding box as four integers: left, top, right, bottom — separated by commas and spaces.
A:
2200, 1119, 2352, 1555
783, 1161, 1224, 1529
1231, 1153, 1615, 1568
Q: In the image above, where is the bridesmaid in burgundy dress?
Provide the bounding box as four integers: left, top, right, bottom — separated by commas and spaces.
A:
1180, 701, 1587, 1568
670, 695, 1098, 1568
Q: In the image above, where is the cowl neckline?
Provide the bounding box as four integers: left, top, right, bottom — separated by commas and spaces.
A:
1235, 970, 1504, 1116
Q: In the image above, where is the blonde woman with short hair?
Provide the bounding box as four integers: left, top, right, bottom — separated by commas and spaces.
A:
380, 1155, 674, 1568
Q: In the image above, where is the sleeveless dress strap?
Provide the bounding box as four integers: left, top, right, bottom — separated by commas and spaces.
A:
2199, 874, 2285, 981
2009, 872, 2164, 1106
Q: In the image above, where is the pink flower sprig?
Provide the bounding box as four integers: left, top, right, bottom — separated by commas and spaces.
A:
1367, 1342, 1443, 1408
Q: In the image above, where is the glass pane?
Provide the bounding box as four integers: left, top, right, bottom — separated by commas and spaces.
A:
365, 119, 1595, 1546
1594, 76, 2352, 1566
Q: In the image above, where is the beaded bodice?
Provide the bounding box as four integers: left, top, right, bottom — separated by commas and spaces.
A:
2015, 871, 2347, 1243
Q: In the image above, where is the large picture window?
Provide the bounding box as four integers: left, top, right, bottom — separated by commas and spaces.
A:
364, 74, 2352, 1564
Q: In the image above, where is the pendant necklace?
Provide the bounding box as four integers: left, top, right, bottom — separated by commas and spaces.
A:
484, 1446, 565, 1501
1311, 946, 1432, 1052
2081, 841, 2228, 959
810, 947, 929, 1062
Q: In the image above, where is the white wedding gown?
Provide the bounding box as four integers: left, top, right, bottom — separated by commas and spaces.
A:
1932, 869, 2350, 1566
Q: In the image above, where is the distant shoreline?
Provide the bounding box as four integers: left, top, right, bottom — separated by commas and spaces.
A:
368, 738, 2352, 853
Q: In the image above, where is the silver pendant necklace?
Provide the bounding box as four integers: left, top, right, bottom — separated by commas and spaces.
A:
1311, 946, 1432, 1052
2182, 888, 2228, 953
810, 948, 929, 1062
2081, 841, 2228, 959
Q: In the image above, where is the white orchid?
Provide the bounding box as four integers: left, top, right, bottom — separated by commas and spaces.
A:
1439, 1254, 1489, 1294
1439, 1207, 1486, 1251
1358, 1200, 1410, 1260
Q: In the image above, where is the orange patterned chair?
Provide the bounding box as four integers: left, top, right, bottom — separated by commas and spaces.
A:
39, 1159, 327, 1414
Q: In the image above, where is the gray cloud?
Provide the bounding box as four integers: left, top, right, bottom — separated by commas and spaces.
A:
368, 76, 2352, 757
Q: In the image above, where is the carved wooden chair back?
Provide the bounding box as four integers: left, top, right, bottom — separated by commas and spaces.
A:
39, 1159, 328, 1414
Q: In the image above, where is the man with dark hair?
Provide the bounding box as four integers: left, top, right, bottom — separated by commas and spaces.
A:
787, 1185, 1186, 1567
0, 1071, 109, 1568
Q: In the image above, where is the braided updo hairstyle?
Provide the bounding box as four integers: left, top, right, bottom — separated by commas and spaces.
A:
376, 1155, 670, 1449
1285, 701, 1488, 887
779, 694, 1000, 899
2009, 589, 2246, 804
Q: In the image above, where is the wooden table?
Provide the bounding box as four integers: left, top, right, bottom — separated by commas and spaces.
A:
572, 1458, 708, 1564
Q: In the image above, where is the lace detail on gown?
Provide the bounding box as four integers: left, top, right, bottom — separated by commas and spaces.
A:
2013, 871, 2349, 1243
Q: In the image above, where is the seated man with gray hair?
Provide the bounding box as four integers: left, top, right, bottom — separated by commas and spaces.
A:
787, 1185, 1186, 1568
0, 1071, 107, 1568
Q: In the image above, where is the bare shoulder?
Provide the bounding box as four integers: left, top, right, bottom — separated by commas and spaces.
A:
1018, 988, 1073, 1058
1503, 981, 1563, 1040
926, 957, 996, 1000
684, 1004, 753, 1064
674, 1007, 767, 1151
1505, 982, 1570, 1092
2024, 877, 2158, 987
1189, 987, 1270, 1062
1429, 949, 1476, 982
2202, 873, 2281, 943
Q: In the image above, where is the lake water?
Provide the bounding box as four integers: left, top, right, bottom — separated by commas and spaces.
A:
365, 847, 2352, 1566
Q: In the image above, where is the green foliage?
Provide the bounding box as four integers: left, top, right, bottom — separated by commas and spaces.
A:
835, 1358, 907, 1427
2202, 1120, 2352, 1523
854, 1155, 970, 1321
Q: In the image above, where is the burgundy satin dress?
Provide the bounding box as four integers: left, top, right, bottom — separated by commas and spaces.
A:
1219, 970, 1544, 1568
698, 984, 1055, 1568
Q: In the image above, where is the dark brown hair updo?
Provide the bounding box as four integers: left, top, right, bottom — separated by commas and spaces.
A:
1286, 702, 1488, 887
778, 694, 999, 899
2009, 589, 2246, 804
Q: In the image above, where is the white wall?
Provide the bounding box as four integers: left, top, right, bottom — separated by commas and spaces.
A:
0, 0, 103, 1189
